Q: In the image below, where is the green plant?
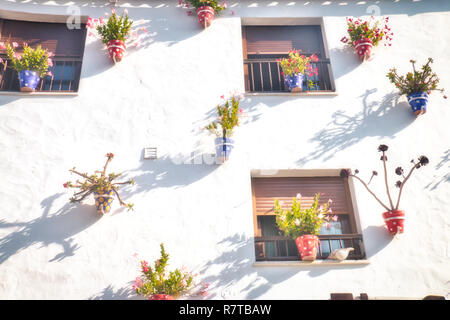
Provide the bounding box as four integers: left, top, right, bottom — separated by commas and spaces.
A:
278, 50, 318, 77
134, 243, 195, 298
387, 58, 446, 97
181, 0, 227, 13
274, 193, 335, 238
95, 9, 133, 44
2, 42, 52, 78
63, 153, 134, 211
341, 16, 393, 47
205, 95, 243, 138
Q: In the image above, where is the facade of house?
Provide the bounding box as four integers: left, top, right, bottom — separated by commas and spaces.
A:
0, 0, 449, 300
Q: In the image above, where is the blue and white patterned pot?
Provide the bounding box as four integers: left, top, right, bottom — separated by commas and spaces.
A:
18, 70, 41, 92
215, 137, 234, 163
284, 73, 304, 92
407, 91, 428, 116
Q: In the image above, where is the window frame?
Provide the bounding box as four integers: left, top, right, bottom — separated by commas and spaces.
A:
0, 12, 88, 94
250, 169, 365, 262
241, 17, 336, 95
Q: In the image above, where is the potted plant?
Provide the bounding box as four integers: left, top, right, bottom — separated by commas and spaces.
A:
274, 193, 335, 261
387, 58, 447, 116
63, 153, 134, 214
340, 145, 429, 235
205, 95, 243, 163
1, 42, 53, 92
277, 50, 318, 92
134, 243, 195, 300
341, 16, 393, 61
92, 8, 133, 63
180, 0, 227, 28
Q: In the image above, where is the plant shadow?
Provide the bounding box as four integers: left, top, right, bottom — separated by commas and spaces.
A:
425, 149, 450, 191
0, 193, 102, 264
89, 284, 142, 300
298, 89, 415, 164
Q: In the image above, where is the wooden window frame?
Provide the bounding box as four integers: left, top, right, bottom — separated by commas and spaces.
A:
241, 18, 336, 94
250, 170, 365, 261
0, 15, 87, 93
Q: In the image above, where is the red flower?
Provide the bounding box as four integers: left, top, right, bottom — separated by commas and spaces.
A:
106, 153, 114, 158
63, 183, 68, 188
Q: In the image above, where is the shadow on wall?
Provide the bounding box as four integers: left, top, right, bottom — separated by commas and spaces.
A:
121, 152, 220, 198
0, 193, 101, 264
198, 234, 299, 299
298, 89, 415, 164
361, 225, 393, 259
89, 284, 142, 300
328, 46, 361, 80
425, 149, 450, 191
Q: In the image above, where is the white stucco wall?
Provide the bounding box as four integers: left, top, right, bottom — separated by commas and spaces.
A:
0, 0, 449, 300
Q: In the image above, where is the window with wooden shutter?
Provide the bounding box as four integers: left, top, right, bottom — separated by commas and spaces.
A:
251, 176, 365, 261
242, 25, 334, 93
0, 19, 86, 92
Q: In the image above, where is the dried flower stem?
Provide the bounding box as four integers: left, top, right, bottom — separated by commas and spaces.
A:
382, 151, 395, 210
395, 161, 418, 210
350, 174, 391, 211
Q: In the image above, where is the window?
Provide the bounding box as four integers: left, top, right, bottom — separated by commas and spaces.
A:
0, 19, 86, 92
251, 173, 365, 261
242, 24, 335, 93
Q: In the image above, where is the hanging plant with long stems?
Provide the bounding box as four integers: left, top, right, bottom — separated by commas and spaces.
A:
63, 153, 135, 213
340, 145, 429, 234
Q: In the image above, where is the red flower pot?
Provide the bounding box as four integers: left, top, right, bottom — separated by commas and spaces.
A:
354, 38, 373, 61
106, 39, 126, 63
382, 210, 405, 235
295, 235, 319, 261
149, 294, 174, 300
196, 6, 215, 28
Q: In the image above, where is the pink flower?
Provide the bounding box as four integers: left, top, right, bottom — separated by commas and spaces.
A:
296, 193, 302, 199
239, 108, 243, 114
47, 58, 53, 67
134, 277, 143, 288
63, 183, 68, 188
12, 42, 19, 48
111, 8, 116, 15
46, 71, 53, 77
0, 42, 5, 49
332, 215, 338, 222
0, 57, 3, 64
99, 17, 104, 24
14, 53, 21, 60
325, 222, 331, 229
187, 10, 193, 16
220, 94, 225, 99
143, 266, 149, 272
48, 51, 54, 57
23, 42, 28, 47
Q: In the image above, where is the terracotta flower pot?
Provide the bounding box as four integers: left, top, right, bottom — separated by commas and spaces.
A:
93, 189, 115, 214
196, 6, 215, 28
106, 39, 126, 63
149, 294, 174, 300
295, 235, 319, 261
382, 210, 405, 235
354, 38, 373, 61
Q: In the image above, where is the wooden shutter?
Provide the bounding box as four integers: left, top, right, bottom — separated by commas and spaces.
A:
243, 25, 325, 57
0, 19, 86, 57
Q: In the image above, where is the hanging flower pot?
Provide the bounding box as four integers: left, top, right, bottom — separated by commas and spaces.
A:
407, 91, 428, 116
296, 235, 319, 261
354, 38, 373, 61
284, 73, 304, 92
149, 294, 174, 300
18, 70, 41, 92
106, 40, 126, 63
93, 189, 115, 214
387, 58, 446, 116
382, 210, 405, 235
196, 6, 215, 28
341, 16, 393, 62
215, 137, 234, 162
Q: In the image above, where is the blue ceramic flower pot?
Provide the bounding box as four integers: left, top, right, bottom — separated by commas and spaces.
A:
407, 92, 428, 116
284, 73, 304, 92
93, 189, 115, 214
18, 70, 41, 92
215, 137, 234, 163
